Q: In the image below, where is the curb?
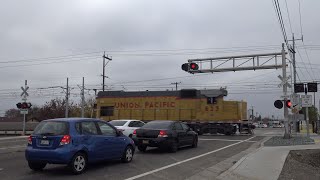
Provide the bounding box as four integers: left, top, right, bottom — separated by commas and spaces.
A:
217, 136, 271, 179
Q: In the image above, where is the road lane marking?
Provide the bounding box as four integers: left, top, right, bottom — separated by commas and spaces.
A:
199, 138, 257, 143
125, 136, 256, 180
0, 145, 25, 150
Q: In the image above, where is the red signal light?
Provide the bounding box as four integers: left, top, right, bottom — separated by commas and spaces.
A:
190, 63, 199, 70
21, 102, 28, 109
286, 100, 291, 108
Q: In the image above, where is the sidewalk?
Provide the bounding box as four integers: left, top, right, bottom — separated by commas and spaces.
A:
217, 135, 320, 180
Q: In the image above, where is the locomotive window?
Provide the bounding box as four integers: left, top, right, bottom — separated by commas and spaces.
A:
207, 97, 217, 104
100, 106, 114, 116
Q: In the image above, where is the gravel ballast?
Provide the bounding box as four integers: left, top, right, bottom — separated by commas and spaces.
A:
279, 149, 320, 180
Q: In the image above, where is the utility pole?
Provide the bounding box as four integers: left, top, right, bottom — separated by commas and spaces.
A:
288, 33, 303, 85
288, 34, 303, 133
102, 52, 112, 92
305, 84, 310, 138
171, 82, 181, 91
65, 78, 69, 118
251, 106, 254, 121
81, 77, 85, 118
282, 43, 290, 139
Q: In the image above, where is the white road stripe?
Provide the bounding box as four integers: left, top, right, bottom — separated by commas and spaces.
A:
125, 136, 256, 180
199, 138, 257, 143
0, 168, 3, 171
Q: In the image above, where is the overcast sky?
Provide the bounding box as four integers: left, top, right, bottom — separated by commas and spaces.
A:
1, 0, 320, 118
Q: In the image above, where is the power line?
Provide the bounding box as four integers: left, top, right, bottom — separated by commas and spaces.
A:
273, 0, 289, 48
296, 48, 314, 80
284, 0, 293, 34
298, 0, 303, 36
296, 0, 317, 80
0, 57, 100, 69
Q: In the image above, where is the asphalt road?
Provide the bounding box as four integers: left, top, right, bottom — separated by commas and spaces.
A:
0, 129, 281, 180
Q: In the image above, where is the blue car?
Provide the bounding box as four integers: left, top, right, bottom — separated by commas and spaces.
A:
25, 118, 135, 174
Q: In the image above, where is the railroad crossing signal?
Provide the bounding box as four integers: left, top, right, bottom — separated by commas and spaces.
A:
181, 63, 199, 72
285, 100, 291, 108
16, 102, 32, 109
277, 75, 292, 88
21, 86, 29, 97
274, 100, 283, 109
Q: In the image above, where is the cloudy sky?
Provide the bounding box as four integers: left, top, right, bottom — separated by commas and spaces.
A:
1, 0, 320, 118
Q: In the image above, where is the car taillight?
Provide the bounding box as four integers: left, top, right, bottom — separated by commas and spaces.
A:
158, 130, 168, 137
60, 135, 71, 146
28, 136, 32, 145
133, 129, 136, 135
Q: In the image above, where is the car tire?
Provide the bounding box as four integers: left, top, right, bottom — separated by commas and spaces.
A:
191, 136, 198, 148
170, 140, 178, 153
122, 146, 134, 163
138, 145, 147, 152
28, 161, 46, 171
69, 152, 87, 175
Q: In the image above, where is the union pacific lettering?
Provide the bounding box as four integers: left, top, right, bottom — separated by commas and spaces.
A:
115, 102, 140, 109
144, 102, 175, 108
114, 102, 175, 109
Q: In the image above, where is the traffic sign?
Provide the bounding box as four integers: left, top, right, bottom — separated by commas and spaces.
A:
291, 94, 300, 104
280, 95, 290, 99
20, 109, 28, 115
301, 95, 312, 107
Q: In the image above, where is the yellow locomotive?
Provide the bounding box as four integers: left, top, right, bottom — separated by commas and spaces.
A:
96, 89, 253, 135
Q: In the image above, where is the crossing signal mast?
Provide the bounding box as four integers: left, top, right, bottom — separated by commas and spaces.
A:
182, 44, 292, 138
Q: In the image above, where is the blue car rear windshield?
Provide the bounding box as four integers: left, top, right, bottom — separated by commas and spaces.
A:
33, 121, 69, 135
142, 121, 172, 129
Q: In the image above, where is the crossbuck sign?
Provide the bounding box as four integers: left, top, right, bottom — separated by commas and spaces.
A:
21, 86, 29, 97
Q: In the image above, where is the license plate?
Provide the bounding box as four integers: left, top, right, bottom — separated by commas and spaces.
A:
142, 140, 149, 144
40, 140, 49, 145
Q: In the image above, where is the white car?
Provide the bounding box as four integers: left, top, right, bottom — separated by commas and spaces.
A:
109, 119, 145, 137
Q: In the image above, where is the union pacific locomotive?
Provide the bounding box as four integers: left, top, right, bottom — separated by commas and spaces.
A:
96, 89, 253, 135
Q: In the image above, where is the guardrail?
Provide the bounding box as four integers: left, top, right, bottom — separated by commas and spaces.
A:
0, 122, 38, 135
0, 130, 33, 135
